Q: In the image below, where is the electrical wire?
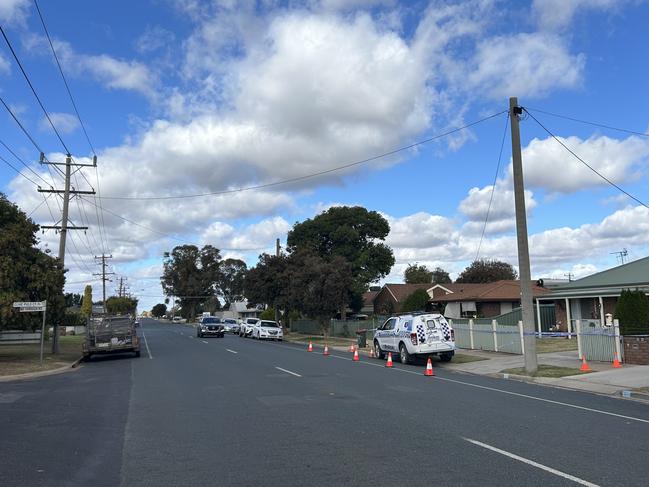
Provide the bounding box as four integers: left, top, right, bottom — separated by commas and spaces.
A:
525, 107, 649, 138
0, 95, 46, 155
0, 138, 52, 187
0, 153, 41, 186
474, 113, 509, 262
0, 25, 71, 154
100, 110, 508, 201
523, 108, 649, 210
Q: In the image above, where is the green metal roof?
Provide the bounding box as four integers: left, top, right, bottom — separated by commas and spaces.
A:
553, 256, 649, 291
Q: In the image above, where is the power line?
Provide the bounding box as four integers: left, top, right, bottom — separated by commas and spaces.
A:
525, 107, 649, 138
33, 0, 96, 156
0, 153, 41, 187
100, 110, 508, 201
522, 108, 649, 210
0, 95, 46, 155
475, 113, 509, 262
0, 25, 71, 154
0, 138, 52, 187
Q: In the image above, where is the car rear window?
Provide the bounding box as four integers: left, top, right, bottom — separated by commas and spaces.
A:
260, 321, 278, 327
202, 318, 220, 323
426, 320, 439, 329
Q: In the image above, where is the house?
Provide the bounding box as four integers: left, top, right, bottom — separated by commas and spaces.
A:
226, 300, 263, 320
540, 256, 649, 332
361, 290, 379, 315
373, 283, 439, 315
431, 281, 551, 319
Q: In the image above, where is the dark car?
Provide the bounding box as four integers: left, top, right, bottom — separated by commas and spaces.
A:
197, 317, 225, 338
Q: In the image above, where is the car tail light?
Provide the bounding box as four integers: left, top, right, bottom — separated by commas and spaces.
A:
450, 329, 455, 341
410, 333, 418, 346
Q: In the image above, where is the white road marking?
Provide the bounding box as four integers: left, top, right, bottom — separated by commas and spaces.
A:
463, 438, 601, 487
275, 366, 302, 377
202, 340, 209, 344
226, 349, 238, 354
270, 342, 649, 425
141, 332, 153, 359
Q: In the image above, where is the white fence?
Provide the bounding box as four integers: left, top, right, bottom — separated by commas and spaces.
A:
0, 330, 41, 344
450, 319, 524, 354
575, 319, 622, 362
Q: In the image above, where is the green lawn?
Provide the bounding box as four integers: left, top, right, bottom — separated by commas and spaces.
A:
0, 334, 83, 377
535, 338, 578, 354
451, 353, 489, 364
501, 364, 590, 378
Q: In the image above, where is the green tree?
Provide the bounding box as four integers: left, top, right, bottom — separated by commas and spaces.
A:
286, 206, 394, 316
404, 264, 433, 283
0, 193, 65, 335
259, 308, 275, 320
151, 303, 167, 318
431, 267, 452, 284
615, 289, 649, 335
161, 245, 222, 321
455, 259, 517, 283
401, 289, 430, 312
217, 258, 247, 306
245, 253, 289, 309
106, 296, 138, 315
81, 285, 93, 317
64, 293, 82, 307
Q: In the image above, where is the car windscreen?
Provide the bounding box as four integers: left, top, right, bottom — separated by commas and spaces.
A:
202, 318, 220, 323
247, 319, 259, 324
260, 321, 278, 328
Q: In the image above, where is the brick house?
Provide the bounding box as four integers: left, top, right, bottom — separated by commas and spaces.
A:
539, 256, 649, 332
372, 283, 436, 315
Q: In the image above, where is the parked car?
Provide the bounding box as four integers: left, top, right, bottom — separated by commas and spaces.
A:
239, 318, 259, 337
83, 315, 140, 360
373, 313, 455, 364
197, 317, 225, 338
172, 316, 186, 323
222, 318, 239, 334
252, 320, 283, 340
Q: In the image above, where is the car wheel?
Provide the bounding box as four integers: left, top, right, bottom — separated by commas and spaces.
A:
374, 340, 384, 360
440, 352, 453, 362
399, 343, 411, 365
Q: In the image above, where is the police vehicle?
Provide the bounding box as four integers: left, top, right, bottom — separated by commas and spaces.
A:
373, 313, 455, 364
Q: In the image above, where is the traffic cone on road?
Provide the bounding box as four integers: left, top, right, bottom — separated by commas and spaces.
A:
612, 351, 622, 368
353, 349, 360, 361
323, 345, 330, 356
580, 356, 592, 372
307, 341, 313, 352
348, 344, 354, 353
386, 352, 393, 368
424, 357, 434, 376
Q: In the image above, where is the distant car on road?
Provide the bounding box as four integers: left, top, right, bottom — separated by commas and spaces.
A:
252, 320, 283, 341
222, 318, 239, 334
197, 317, 225, 338
239, 318, 259, 337
373, 313, 455, 364
172, 316, 186, 323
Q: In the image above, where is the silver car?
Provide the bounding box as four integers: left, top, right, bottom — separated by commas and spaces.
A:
239, 318, 259, 337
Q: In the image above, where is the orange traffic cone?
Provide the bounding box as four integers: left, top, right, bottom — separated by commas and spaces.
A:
386, 352, 393, 368
348, 344, 354, 353
353, 349, 359, 361
612, 351, 622, 368
580, 356, 592, 372
323, 345, 329, 356
425, 357, 434, 376
307, 341, 313, 352
369, 347, 375, 358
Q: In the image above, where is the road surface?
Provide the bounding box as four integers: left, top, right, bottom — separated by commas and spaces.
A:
1, 318, 648, 486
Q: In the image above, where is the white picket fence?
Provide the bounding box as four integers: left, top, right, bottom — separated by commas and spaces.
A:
450, 319, 525, 354
575, 319, 622, 362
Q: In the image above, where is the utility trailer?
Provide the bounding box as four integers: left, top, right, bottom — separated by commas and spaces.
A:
83, 315, 140, 360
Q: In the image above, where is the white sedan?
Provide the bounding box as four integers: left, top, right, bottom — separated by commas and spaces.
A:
253, 320, 283, 340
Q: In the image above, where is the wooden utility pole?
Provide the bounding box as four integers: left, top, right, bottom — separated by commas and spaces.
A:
509, 97, 538, 375
93, 254, 113, 312
39, 153, 96, 353
275, 238, 281, 325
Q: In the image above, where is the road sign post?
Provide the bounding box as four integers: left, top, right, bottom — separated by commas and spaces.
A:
12, 301, 47, 365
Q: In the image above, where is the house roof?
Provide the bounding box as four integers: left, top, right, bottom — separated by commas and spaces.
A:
432, 280, 550, 302
362, 291, 379, 306
381, 283, 434, 303
552, 256, 649, 291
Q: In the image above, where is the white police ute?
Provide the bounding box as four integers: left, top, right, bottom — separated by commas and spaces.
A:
373, 313, 455, 364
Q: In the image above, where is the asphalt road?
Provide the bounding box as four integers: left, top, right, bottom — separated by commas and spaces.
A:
1, 318, 648, 486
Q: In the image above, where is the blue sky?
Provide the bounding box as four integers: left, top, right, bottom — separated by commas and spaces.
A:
1, 0, 648, 310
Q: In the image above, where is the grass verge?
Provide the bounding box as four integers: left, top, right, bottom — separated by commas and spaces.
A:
0, 335, 83, 377
452, 353, 489, 364
501, 364, 590, 378
535, 338, 578, 354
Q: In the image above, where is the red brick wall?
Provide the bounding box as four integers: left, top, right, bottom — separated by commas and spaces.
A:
478, 302, 501, 318
373, 291, 397, 315
624, 335, 649, 365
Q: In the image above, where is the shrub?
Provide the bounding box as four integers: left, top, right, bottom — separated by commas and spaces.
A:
401, 289, 430, 313
615, 289, 649, 335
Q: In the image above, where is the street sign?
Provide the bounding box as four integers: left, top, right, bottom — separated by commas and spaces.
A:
12, 301, 46, 308
20, 306, 46, 312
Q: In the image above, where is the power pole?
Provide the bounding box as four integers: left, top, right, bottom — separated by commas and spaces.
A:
509, 97, 538, 375
39, 153, 96, 353
93, 254, 114, 313
118, 277, 124, 298
275, 238, 281, 325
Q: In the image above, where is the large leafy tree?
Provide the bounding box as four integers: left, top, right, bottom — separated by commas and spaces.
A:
404, 264, 433, 284
245, 253, 289, 309
0, 194, 65, 338
151, 303, 167, 318
217, 258, 247, 306
106, 296, 138, 315
401, 289, 430, 312
161, 245, 222, 321
455, 259, 517, 283
286, 206, 394, 315
65, 293, 82, 307
431, 267, 452, 284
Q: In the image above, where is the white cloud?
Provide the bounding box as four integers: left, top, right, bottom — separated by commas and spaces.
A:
515, 135, 649, 193
0, 0, 29, 23
385, 212, 457, 249
0, 53, 9, 74
532, 0, 620, 30
38, 112, 79, 134
201, 216, 291, 251
134, 25, 176, 53
468, 33, 584, 99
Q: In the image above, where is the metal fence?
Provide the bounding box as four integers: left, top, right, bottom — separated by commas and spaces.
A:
575, 319, 622, 362
450, 319, 524, 354
290, 318, 384, 338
